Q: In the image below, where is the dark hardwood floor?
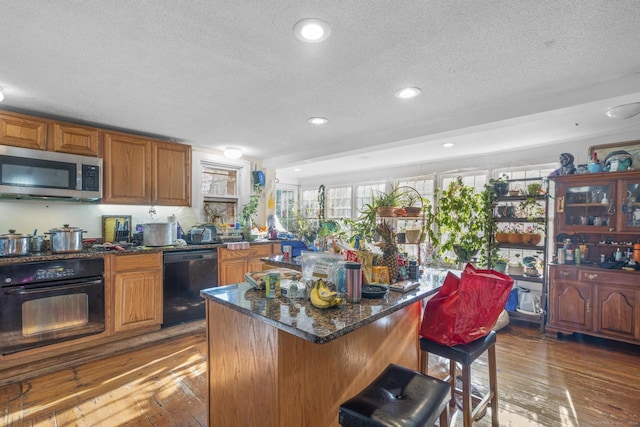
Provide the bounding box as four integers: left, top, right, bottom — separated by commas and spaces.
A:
1, 321, 639, 426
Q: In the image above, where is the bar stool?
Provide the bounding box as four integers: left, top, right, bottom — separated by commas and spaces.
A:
419, 331, 499, 427
339, 363, 450, 427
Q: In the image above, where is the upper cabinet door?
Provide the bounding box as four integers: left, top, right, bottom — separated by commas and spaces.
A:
0, 112, 48, 150
555, 177, 617, 232
50, 122, 100, 156
102, 132, 152, 204
618, 177, 640, 232
152, 141, 191, 206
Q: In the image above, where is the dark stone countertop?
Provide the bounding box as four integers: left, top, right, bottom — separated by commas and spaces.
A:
260, 254, 303, 270
201, 270, 450, 344
0, 240, 277, 266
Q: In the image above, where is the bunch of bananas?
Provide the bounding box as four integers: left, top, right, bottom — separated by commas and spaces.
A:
309, 278, 344, 309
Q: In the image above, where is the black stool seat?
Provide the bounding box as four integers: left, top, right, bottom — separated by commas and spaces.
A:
420, 331, 496, 366
339, 363, 450, 427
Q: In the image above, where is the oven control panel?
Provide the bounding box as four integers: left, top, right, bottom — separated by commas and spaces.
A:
0, 257, 104, 287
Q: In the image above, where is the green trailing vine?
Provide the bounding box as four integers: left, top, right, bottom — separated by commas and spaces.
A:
434, 177, 493, 264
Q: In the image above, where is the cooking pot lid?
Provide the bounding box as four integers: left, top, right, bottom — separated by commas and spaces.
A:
2, 229, 32, 238
49, 224, 83, 232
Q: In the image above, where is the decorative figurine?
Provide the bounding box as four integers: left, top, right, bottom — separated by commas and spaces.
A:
549, 152, 576, 176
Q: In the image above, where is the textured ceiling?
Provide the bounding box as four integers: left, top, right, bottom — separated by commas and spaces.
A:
1, 1, 640, 180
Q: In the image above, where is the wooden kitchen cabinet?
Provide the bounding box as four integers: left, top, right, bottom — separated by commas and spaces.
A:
0, 110, 101, 156
103, 132, 152, 204
547, 265, 640, 344
111, 252, 163, 334
152, 141, 191, 206
218, 244, 273, 285
103, 132, 191, 206
0, 111, 48, 150
548, 266, 593, 333
50, 122, 100, 156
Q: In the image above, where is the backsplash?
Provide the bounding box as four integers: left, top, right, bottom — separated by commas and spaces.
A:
0, 199, 199, 239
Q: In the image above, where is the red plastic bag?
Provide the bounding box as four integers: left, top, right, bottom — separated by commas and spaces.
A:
420, 263, 514, 346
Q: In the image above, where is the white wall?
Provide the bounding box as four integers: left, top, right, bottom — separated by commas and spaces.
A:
0, 200, 199, 239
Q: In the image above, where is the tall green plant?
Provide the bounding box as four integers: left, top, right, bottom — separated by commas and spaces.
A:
434, 177, 493, 263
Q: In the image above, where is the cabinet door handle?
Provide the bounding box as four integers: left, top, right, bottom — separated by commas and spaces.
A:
557, 196, 565, 213
560, 271, 570, 278
586, 273, 598, 280
586, 299, 591, 313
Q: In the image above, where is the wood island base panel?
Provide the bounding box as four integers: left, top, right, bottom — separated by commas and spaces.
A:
201, 280, 441, 427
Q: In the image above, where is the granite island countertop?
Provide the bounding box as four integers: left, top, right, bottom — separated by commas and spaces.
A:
260, 254, 302, 270
201, 273, 447, 344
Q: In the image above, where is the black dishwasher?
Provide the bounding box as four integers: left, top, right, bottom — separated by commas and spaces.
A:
163, 249, 218, 327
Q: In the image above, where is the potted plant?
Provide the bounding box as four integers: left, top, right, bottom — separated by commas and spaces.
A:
521, 225, 543, 245
434, 176, 493, 264
493, 254, 508, 273
519, 196, 545, 220
374, 187, 403, 217
506, 224, 523, 244
508, 254, 524, 276
495, 226, 510, 244
240, 184, 262, 240
490, 174, 510, 197
400, 189, 423, 217
526, 182, 542, 197
344, 195, 378, 244
405, 220, 422, 243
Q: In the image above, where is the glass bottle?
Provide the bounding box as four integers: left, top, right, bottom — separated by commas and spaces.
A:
564, 239, 574, 263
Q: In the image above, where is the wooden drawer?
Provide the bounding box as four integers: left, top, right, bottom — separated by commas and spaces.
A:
219, 244, 272, 260
113, 252, 162, 272
579, 269, 637, 287
550, 265, 578, 281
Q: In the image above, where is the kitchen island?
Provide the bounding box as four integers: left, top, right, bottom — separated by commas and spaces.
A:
201, 276, 443, 427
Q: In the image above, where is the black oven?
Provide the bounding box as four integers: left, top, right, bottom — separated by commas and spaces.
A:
0, 257, 105, 355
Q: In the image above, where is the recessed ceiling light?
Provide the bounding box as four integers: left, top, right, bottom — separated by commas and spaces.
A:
223, 146, 243, 159
293, 18, 331, 42
394, 87, 421, 99
294, 168, 301, 172
308, 117, 328, 125
442, 142, 454, 148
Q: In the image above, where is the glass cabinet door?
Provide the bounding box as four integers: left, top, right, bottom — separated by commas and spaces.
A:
560, 183, 614, 229
619, 179, 640, 231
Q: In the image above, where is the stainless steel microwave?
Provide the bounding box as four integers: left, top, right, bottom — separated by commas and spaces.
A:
0, 145, 102, 201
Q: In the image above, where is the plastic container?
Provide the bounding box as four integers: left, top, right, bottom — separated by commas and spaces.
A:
344, 261, 362, 303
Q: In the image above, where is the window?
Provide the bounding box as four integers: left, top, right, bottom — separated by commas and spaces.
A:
355, 182, 385, 217
201, 167, 237, 197
201, 165, 239, 225
275, 188, 296, 231
397, 176, 435, 208
440, 173, 487, 193
326, 186, 352, 219
301, 188, 321, 218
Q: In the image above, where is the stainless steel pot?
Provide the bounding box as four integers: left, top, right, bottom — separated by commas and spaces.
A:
0, 229, 32, 257
46, 224, 86, 253
30, 235, 46, 253
143, 223, 175, 246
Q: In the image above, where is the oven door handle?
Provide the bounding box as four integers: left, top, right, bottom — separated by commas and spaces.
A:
4, 279, 103, 295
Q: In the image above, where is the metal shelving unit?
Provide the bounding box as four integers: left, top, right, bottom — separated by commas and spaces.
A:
489, 177, 550, 331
